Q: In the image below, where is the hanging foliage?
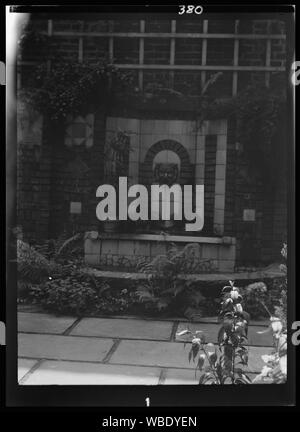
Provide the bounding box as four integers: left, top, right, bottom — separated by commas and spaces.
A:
21, 59, 134, 121
195, 79, 287, 184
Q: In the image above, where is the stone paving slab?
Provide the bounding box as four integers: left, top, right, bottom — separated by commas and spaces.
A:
246, 346, 273, 373
21, 360, 161, 385
163, 368, 199, 385
110, 339, 273, 372
18, 305, 45, 313
70, 317, 174, 341
176, 322, 273, 347
110, 340, 198, 369
163, 369, 260, 385
18, 312, 77, 334
18, 358, 39, 382
19, 333, 114, 362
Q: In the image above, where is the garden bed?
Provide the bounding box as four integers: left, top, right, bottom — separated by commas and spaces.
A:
16, 235, 287, 323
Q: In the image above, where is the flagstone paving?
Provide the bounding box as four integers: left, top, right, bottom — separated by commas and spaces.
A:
21, 361, 161, 385
19, 333, 114, 362
110, 339, 195, 369
18, 312, 77, 334
70, 317, 174, 340
18, 312, 274, 385
18, 358, 39, 382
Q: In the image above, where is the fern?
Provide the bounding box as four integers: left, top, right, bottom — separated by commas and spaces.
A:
17, 239, 57, 283
56, 232, 83, 258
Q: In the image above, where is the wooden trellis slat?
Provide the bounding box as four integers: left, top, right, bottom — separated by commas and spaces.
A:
265, 21, 272, 87
201, 20, 208, 90
113, 64, 285, 72
19, 19, 286, 94
232, 20, 240, 96
138, 20, 145, 90
46, 19, 53, 74
17, 60, 285, 72
169, 20, 176, 88
42, 30, 285, 40
78, 37, 83, 62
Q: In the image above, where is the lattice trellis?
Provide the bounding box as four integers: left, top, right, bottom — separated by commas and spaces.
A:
18, 19, 286, 96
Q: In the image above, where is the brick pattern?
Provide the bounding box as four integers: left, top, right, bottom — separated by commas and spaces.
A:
17, 142, 52, 243
203, 135, 217, 236
207, 20, 236, 34
223, 117, 237, 238
45, 110, 106, 238
206, 39, 235, 66
145, 20, 171, 33
82, 37, 108, 63
114, 37, 140, 64
85, 237, 235, 272
174, 39, 202, 65
144, 38, 171, 65
176, 20, 204, 33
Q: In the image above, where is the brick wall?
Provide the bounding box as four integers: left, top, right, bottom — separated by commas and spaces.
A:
17, 134, 52, 243
46, 109, 107, 238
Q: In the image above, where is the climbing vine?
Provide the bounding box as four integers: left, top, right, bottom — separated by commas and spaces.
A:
20, 59, 134, 121
196, 79, 287, 184
19, 23, 286, 183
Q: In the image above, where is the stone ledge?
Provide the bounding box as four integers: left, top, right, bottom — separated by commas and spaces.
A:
85, 231, 236, 245
83, 266, 284, 283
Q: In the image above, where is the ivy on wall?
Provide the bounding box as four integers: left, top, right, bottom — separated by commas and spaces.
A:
19, 26, 286, 186
21, 60, 134, 121
196, 79, 287, 185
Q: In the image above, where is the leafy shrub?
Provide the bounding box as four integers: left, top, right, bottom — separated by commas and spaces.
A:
253, 317, 287, 384
17, 233, 85, 299
179, 264, 288, 384
136, 243, 216, 317
30, 271, 100, 316
17, 239, 59, 284
273, 244, 287, 328
22, 59, 134, 121
178, 281, 251, 384
241, 244, 287, 324
96, 286, 137, 315
240, 282, 270, 319
30, 272, 139, 316
33, 232, 84, 262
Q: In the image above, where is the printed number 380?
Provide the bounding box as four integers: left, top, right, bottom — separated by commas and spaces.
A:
178, 5, 203, 14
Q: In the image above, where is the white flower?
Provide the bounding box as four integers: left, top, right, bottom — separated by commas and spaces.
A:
279, 355, 287, 375
235, 303, 243, 313
230, 290, 239, 300
176, 329, 191, 337
270, 317, 283, 334
206, 343, 215, 353
260, 365, 272, 377
278, 334, 287, 353
261, 354, 275, 364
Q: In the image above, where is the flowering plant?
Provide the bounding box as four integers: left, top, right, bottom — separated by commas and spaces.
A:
253, 316, 287, 384
178, 281, 252, 384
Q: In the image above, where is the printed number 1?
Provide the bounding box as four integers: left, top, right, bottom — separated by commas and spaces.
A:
145, 397, 150, 407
